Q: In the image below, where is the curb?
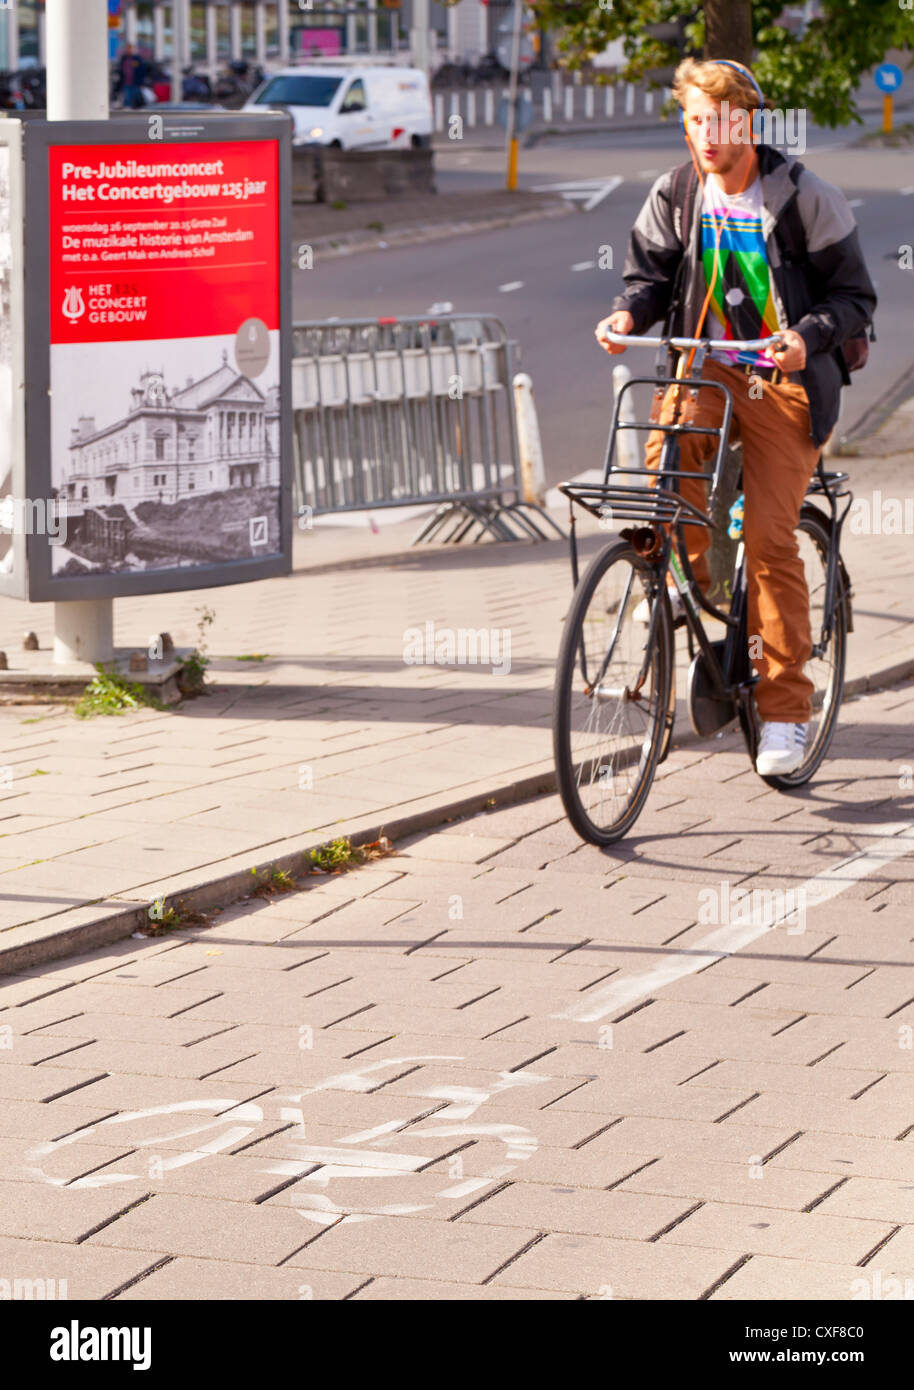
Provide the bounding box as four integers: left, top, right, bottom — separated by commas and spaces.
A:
2, 657, 912, 977
304, 197, 575, 259
838, 359, 914, 454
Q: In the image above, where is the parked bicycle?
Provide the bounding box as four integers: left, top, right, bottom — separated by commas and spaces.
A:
553, 330, 853, 844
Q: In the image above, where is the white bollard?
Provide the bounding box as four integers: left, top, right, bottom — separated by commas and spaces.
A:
585, 86, 594, 118
612, 364, 641, 475
543, 87, 552, 123
606, 85, 614, 118
513, 373, 546, 505
625, 83, 634, 116
467, 90, 476, 127
564, 86, 573, 121
435, 92, 444, 130
645, 90, 653, 114
485, 87, 495, 125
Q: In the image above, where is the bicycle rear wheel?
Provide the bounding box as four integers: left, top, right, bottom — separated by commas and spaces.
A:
553, 540, 674, 844
760, 505, 848, 789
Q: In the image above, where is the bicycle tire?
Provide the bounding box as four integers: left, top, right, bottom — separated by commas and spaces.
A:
760, 505, 848, 789
553, 539, 673, 844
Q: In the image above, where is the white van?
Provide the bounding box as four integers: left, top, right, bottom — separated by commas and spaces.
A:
245, 64, 433, 151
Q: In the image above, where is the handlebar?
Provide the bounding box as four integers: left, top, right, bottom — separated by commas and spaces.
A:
599, 330, 785, 352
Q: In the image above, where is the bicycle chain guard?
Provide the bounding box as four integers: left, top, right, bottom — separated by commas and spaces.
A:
687, 639, 735, 737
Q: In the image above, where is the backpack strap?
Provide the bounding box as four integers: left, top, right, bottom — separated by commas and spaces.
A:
670, 160, 699, 251
662, 162, 699, 360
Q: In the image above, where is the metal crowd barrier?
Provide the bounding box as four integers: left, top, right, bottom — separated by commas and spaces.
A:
291, 313, 562, 543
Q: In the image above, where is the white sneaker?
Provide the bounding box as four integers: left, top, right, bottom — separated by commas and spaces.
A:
756, 721, 808, 776
634, 588, 683, 624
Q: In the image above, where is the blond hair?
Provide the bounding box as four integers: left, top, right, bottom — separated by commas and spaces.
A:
672, 57, 764, 114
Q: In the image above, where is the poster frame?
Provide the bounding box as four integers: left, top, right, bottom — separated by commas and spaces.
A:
22, 112, 293, 602
0, 117, 29, 600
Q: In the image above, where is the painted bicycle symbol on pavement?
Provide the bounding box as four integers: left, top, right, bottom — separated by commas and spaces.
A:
26, 1056, 551, 1223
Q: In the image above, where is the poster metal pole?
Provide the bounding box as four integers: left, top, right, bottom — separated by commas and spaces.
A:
46, 0, 114, 663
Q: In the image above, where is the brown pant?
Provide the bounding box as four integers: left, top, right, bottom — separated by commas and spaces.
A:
644, 358, 822, 722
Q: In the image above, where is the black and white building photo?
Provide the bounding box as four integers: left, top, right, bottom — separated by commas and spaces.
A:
50, 333, 281, 576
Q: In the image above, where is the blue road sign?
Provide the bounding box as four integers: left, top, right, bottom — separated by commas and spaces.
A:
874, 64, 904, 93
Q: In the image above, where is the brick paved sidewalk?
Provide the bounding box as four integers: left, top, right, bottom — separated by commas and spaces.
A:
1, 681, 913, 1299
0, 442, 912, 968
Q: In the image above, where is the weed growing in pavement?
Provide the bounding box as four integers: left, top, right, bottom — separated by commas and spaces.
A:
308, 835, 393, 874
176, 606, 216, 696
248, 838, 396, 901
73, 665, 162, 720
235, 653, 270, 663
251, 866, 299, 897
142, 897, 212, 936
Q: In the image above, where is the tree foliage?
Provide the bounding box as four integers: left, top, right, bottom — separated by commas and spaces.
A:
527, 0, 914, 126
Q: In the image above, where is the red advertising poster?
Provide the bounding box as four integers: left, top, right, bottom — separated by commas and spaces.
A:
47, 140, 281, 577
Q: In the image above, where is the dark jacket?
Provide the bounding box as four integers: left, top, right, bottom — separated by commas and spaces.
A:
610, 144, 877, 447
117, 52, 148, 90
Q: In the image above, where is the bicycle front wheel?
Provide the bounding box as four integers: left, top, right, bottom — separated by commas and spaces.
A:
553, 540, 674, 844
760, 505, 848, 789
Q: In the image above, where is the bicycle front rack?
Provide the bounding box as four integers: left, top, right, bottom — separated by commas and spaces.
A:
558, 479, 715, 531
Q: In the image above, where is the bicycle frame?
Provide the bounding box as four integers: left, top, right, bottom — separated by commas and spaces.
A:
560, 334, 853, 721
562, 361, 741, 706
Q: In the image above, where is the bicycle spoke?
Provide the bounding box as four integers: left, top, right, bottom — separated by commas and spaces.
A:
554, 542, 672, 842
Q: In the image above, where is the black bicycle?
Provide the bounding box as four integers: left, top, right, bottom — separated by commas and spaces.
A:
553, 330, 853, 845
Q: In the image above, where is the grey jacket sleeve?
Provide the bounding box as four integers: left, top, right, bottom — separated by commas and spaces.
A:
610, 172, 685, 333
790, 167, 877, 355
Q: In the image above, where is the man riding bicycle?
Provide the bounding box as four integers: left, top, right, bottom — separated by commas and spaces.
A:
596, 58, 876, 776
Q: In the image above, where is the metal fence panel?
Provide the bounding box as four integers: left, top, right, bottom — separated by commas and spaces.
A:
291, 313, 521, 516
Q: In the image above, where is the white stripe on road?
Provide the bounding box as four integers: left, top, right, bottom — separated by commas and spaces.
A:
848, 199, 865, 208
531, 176, 623, 212
554, 822, 914, 1023
499, 281, 524, 293
571, 260, 596, 271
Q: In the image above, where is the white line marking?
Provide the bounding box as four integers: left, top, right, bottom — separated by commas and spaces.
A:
499, 281, 524, 292
900, 187, 914, 196
554, 823, 914, 1023
531, 175, 623, 211
637, 168, 660, 179
531, 178, 613, 190
571, 260, 596, 271
848, 199, 864, 208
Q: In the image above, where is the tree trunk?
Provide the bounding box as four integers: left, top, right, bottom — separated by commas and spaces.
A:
703, 0, 753, 64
